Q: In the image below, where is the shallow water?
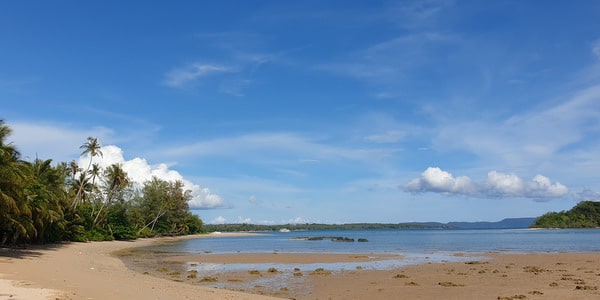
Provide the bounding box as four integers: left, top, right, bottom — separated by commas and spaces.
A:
131, 229, 600, 297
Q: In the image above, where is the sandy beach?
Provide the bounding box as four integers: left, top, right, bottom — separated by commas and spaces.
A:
2, 234, 600, 300
0, 233, 279, 300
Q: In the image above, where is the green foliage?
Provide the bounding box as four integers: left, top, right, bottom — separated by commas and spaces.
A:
531, 201, 600, 228
0, 120, 203, 246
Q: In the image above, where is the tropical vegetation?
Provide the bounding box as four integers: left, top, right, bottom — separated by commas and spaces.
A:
0, 119, 203, 246
531, 201, 600, 228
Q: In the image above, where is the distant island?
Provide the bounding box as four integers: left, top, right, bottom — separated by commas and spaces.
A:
531, 201, 600, 228
203, 217, 536, 232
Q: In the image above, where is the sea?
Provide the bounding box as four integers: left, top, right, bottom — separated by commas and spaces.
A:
141, 228, 600, 274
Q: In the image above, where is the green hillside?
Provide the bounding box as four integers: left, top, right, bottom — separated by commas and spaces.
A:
531, 201, 600, 228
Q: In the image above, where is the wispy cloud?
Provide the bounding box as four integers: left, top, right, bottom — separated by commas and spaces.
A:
10, 121, 114, 161
432, 84, 600, 170
163, 132, 399, 164
366, 130, 406, 143
592, 39, 600, 60
404, 167, 568, 199
318, 32, 461, 88
575, 187, 600, 201
163, 63, 234, 88
384, 0, 454, 29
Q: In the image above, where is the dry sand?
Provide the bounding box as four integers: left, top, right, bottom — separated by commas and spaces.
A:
2, 233, 600, 300
0, 233, 279, 300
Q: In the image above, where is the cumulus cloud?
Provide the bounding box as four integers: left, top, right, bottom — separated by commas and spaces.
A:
237, 216, 252, 223
79, 145, 225, 209
212, 216, 227, 224
403, 167, 568, 199
404, 167, 475, 194
163, 63, 233, 88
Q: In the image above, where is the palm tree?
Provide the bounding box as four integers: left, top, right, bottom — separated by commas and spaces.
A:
23, 158, 68, 243
0, 120, 34, 245
93, 163, 129, 225
88, 163, 101, 186
73, 137, 103, 209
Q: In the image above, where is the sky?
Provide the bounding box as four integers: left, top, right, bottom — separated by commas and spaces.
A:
2, 1, 600, 224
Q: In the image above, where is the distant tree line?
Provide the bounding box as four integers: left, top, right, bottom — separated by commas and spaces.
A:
0, 119, 203, 246
531, 201, 600, 228
203, 222, 450, 232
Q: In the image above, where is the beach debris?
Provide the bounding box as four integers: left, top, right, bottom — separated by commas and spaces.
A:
310, 268, 332, 275
528, 291, 543, 295
404, 281, 419, 286
393, 274, 409, 279
187, 270, 198, 279
200, 276, 218, 283
523, 266, 546, 274
438, 281, 465, 287
291, 236, 358, 242
465, 261, 488, 265
497, 295, 528, 300
575, 285, 598, 290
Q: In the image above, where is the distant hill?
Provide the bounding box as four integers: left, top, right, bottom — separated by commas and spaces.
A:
203, 218, 536, 232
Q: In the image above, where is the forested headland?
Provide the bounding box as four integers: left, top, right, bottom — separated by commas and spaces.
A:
1, 119, 203, 246
531, 201, 600, 228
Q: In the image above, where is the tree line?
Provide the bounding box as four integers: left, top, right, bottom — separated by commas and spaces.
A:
203, 222, 450, 232
1, 119, 203, 246
531, 201, 600, 228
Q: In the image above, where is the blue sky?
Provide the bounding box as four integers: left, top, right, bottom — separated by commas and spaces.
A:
2, 1, 600, 224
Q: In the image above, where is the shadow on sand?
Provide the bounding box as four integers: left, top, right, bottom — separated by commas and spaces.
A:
0, 242, 70, 260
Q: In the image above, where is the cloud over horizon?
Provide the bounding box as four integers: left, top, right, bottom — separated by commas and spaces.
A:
404, 167, 569, 199
80, 145, 225, 209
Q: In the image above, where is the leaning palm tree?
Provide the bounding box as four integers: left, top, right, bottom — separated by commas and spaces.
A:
73, 137, 103, 209
93, 163, 129, 225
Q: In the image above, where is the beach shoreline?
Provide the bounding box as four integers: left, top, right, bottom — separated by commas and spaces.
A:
1, 233, 600, 299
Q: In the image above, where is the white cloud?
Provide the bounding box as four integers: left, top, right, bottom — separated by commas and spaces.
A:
212, 216, 227, 224
237, 216, 252, 223
286, 216, 308, 224
248, 195, 261, 205
163, 63, 233, 88
404, 167, 474, 195
80, 145, 225, 209
10, 121, 113, 162
404, 167, 568, 199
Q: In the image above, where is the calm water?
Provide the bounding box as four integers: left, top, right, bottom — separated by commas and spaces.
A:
146, 228, 600, 254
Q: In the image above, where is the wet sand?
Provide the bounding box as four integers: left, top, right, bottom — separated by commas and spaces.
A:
2, 233, 600, 299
